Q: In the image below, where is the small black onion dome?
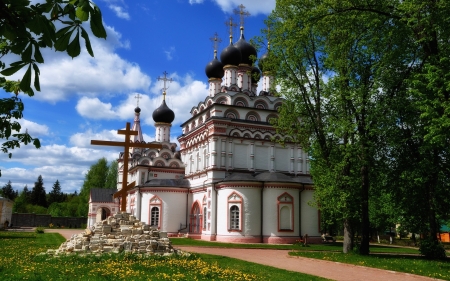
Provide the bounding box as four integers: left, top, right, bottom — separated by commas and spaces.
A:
258, 51, 271, 72
234, 34, 257, 65
135, 106, 141, 113
205, 55, 224, 78
152, 100, 175, 123
251, 66, 261, 83
220, 42, 241, 66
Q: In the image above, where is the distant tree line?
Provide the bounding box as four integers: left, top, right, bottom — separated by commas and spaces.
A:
0, 158, 118, 217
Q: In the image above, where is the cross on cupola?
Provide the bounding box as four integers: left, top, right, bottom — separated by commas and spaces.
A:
209, 32, 222, 58
157, 71, 173, 100
233, 4, 250, 34
225, 16, 238, 44
134, 93, 142, 107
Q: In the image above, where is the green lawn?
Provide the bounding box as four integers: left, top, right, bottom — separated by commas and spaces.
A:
0, 232, 328, 281
172, 238, 449, 280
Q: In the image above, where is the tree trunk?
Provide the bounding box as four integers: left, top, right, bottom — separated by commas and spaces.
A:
360, 164, 370, 255
343, 218, 353, 253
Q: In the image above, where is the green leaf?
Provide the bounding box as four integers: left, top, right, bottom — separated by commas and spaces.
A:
20, 64, 32, 92
76, 6, 89, 21
90, 5, 107, 39
54, 30, 73, 51
1, 64, 25, 76
67, 30, 81, 57
32, 63, 41, 91
80, 27, 94, 57
21, 43, 33, 62
33, 44, 44, 63
56, 26, 73, 39
33, 138, 41, 149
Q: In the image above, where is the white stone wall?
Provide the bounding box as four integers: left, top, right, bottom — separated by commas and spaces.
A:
300, 190, 320, 237
262, 188, 300, 237
140, 191, 187, 234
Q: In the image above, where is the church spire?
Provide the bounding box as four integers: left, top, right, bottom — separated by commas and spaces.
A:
131, 94, 144, 143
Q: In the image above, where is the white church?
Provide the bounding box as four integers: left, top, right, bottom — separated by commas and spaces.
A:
88, 13, 320, 244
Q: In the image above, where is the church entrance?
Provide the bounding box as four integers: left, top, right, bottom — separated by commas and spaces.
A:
190, 202, 202, 234
96, 207, 111, 223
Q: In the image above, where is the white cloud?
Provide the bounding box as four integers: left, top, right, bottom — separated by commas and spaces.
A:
109, 4, 130, 19
211, 0, 275, 15
17, 119, 50, 137
189, 0, 204, 4
76, 97, 118, 119
164, 47, 176, 61
5, 24, 149, 103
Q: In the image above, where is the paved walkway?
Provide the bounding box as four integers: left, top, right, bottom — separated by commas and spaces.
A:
48, 229, 442, 281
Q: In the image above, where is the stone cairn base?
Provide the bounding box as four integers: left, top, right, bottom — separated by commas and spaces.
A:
46, 212, 180, 256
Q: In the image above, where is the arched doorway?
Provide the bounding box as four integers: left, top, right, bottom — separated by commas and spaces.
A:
96, 207, 111, 223
190, 202, 202, 234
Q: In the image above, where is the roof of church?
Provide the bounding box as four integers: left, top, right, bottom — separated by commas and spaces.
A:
90, 188, 116, 202
221, 172, 258, 182
292, 176, 314, 185
254, 172, 296, 183
131, 106, 144, 143
142, 179, 190, 188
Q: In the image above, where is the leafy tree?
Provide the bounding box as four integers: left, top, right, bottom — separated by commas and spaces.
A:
78, 158, 109, 216
0, 0, 106, 170
266, 0, 450, 258
30, 175, 47, 207
1, 180, 17, 200
47, 179, 64, 205
105, 160, 118, 189
13, 184, 31, 212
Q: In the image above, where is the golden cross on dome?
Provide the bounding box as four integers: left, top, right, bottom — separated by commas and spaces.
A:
233, 4, 250, 30
134, 93, 142, 107
157, 71, 173, 100
209, 32, 222, 57
225, 17, 237, 44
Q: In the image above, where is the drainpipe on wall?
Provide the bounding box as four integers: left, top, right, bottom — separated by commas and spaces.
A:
214, 182, 218, 239
178, 188, 189, 233
299, 184, 303, 238
260, 182, 264, 243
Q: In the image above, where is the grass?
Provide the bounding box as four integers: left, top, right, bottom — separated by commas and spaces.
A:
0, 231, 328, 281
173, 238, 449, 280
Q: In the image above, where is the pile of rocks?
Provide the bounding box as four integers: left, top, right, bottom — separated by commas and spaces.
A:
47, 212, 178, 256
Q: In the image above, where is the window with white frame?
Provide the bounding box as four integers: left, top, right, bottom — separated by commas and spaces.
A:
150, 207, 159, 227
228, 192, 242, 231
149, 196, 162, 228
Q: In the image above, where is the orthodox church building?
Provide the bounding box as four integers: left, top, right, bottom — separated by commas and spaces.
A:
88, 16, 320, 244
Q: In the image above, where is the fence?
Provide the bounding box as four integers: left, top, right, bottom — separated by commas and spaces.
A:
11, 213, 86, 228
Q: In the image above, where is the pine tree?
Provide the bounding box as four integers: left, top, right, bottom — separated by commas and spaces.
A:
30, 175, 47, 207
13, 185, 31, 213
48, 180, 64, 205
1, 180, 17, 200
105, 160, 118, 189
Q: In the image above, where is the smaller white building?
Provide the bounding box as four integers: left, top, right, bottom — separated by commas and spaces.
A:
0, 197, 13, 229
87, 189, 119, 228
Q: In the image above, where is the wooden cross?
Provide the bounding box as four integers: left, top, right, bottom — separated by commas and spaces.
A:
91, 122, 162, 211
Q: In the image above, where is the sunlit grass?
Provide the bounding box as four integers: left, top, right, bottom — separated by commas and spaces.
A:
0, 232, 328, 281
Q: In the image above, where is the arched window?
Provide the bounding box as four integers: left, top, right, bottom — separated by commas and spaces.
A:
149, 196, 162, 228
278, 193, 294, 231
228, 192, 242, 231
230, 206, 240, 230
150, 207, 159, 227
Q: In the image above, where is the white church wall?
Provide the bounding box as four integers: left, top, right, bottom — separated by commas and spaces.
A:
254, 145, 269, 170
301, 190, 320, 238
274, 147, 289, 172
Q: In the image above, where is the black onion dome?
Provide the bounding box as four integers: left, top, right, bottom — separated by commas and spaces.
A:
152, 100, 175, 123
220, 42, 241, 66
251, 66, 261, 83
234, 34, 257, 65
205, 56, 224, 78
135, 106, 141, 113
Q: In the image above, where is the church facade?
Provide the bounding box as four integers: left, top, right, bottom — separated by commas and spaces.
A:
88, 21, 320, 244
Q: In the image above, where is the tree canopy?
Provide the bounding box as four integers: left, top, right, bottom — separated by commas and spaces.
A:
266, 0, 450, 258
0, 0, 106, 172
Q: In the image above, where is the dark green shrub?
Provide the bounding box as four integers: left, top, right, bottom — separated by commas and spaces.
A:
419, 238, 446, 259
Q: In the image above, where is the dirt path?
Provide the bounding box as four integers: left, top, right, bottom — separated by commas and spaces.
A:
48, 229, 442, 281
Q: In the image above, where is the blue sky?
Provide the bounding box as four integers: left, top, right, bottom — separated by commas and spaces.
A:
0, 0, 275, 194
